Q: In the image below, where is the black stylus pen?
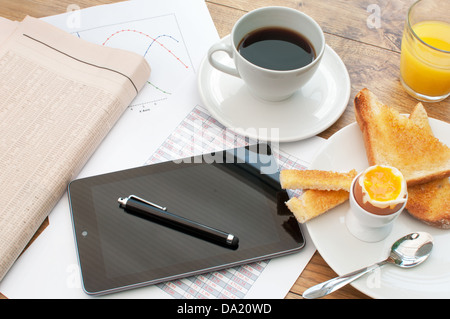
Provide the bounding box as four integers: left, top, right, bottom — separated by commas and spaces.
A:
118, 195, 239, 248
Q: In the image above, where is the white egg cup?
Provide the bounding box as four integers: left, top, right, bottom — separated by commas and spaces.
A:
345, 173, 407, 243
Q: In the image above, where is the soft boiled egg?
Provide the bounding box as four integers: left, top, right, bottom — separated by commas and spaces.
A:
353, 165, 408, 215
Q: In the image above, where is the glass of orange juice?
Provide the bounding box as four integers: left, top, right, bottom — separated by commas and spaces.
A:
400, 0, 450, 102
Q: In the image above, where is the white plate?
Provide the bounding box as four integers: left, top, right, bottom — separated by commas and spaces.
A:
306, 118, 450, 299
197, 38, 350, 142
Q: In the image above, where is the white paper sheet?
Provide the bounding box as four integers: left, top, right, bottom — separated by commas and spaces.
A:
0, 0, 321, 299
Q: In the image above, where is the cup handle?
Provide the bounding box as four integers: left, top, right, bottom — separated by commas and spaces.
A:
208, 37, 240, 78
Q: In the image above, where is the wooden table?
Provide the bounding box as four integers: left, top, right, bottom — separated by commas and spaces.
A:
0, 0, 448, 300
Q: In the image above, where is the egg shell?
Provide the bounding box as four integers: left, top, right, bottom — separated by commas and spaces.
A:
353, 180, 403, 215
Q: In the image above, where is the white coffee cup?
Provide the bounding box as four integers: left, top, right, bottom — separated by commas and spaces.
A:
207, 6, 325, 102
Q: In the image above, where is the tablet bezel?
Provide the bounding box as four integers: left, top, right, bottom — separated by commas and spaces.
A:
68, 144, 305, 295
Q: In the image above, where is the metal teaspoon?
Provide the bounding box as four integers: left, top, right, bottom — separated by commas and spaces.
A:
303, 232, 433, 299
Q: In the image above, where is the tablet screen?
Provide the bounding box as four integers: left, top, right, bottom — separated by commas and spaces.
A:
68, 144, 304, 295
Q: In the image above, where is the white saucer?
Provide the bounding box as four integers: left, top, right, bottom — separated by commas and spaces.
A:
197, 40, 351, 142
307, 118, 450, 299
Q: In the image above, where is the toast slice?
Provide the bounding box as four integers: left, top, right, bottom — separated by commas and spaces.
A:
409, 102, 433, 134
406, 178, 450, 229
280, 169, 357, 191
281, 169, 357, 222
354, 88, 450, 186
286, 189, 350, 223
407, 103, 450, 229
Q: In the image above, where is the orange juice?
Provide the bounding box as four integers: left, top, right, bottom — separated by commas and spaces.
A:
400, 21, 450, 99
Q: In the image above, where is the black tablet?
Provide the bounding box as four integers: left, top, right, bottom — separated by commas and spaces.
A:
68, 144, 304, 295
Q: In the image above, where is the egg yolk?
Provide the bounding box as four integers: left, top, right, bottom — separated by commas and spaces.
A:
363, 166, 402, 202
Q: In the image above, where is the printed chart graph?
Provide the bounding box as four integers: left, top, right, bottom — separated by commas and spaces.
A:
74, 14, 194, 112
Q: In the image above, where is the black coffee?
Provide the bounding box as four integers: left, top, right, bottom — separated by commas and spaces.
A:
237, 27, 315, 71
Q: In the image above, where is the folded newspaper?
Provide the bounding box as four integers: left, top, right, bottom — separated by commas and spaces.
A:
0, 16, 150, 281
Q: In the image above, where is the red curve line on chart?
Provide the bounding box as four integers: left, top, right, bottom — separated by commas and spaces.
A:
102, 29, 189, 69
